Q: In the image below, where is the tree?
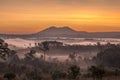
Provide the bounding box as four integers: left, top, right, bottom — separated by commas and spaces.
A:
69, 52, 77, 61
88, 65, 105, 80
97, 42, 103, 52
51, 70, 67, 80
0, 39, 17, 61
93, 46, 120, 68
25, 50, 36, 60
39, 41, 49, 61
4, 72, 16, 80
68, 65, 80, 79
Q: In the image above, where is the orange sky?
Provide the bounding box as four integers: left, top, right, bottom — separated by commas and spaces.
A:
0, 0, 120, 34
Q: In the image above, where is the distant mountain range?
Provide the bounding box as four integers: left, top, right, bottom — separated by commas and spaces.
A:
0, 26, 120, 38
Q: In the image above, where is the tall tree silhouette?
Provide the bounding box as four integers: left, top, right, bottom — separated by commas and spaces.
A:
39, 41, 49, 61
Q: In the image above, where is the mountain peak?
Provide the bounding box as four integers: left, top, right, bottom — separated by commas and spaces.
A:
59, 26, 70, 29
46, 26, 75, 31
48, 26, 57, 29
36, 26, 78, 37
40, 26, 76, 32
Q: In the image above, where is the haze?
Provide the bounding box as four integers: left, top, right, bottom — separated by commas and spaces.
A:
0, 0, 120, 34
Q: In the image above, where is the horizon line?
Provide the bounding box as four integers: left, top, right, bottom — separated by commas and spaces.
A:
0, 26, 120, 35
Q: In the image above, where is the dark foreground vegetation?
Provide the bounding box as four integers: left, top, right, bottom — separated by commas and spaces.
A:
0, 39, 120, 80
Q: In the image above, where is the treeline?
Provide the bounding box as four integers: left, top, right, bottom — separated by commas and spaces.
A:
0, 39, 120, 80
0, 61, 120, 80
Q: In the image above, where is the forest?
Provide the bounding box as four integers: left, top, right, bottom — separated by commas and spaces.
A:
0, 38, 120, 80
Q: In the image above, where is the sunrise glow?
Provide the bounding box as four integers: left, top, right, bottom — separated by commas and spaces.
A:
0, 0, 120, 34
